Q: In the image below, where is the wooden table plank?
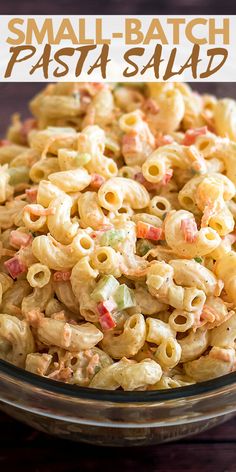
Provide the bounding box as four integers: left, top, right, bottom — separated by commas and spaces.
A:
0, 411, 236, 472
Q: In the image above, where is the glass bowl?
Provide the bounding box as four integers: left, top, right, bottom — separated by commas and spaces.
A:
1, 359, 236, 446
1, 82, 236, 446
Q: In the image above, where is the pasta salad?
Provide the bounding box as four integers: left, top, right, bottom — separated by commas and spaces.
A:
0, 81, 236, 391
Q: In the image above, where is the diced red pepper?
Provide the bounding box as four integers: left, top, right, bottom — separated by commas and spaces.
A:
26, 188, 38, 203
122, 131, 142, 155
4, 255, 27, 279
97, 300, 117, 316
182, 126, 208, 146
90, 173, 105, 190
137, 221, 163, 241
162, 169, 173, 185
0, 139, 11, 147
181, 218, 198, 243
99, 312, 116, 331
53, 271, 71, 282
10, 230, 32, 249
97, 300, 117, 331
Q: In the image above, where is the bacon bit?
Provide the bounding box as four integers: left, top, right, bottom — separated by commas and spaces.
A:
134, 172, 159, 192
182, 126, 208, 146
134, 171, 150, 186
97, 300, 117, 331
137, 221, 163, 241
90, 173, 105, 190
10, 230, 32, 249
53, 271, 71, 282
26, 188, 38, 203
155, 133, 174, 148
20, 118, 37, 142
0, 139, 11, 147
4, 255, 27, 279
181, 218, 198, 243
122, 131, 142, 155
135, 171, 172, 191
144, 98, 160, 115
162, 169, 173, 185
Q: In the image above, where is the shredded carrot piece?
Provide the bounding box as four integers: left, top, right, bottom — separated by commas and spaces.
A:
181, 218, 198, 243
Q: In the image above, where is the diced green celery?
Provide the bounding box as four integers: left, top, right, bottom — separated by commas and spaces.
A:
136, 239, 155, 256
8, 166, 30, 185
100, 229, 126, 248
91, 275, 119, 302
74, 153, 91, 166
114, 285, 136, 310
194, 257, 203, 264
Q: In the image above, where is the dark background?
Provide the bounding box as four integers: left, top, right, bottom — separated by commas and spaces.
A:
0, 0, 236, 15
1, 1, 236, 471
1, 83, 236, 137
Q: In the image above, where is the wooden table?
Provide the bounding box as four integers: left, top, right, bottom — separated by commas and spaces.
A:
0, 410, 236, 472
1, 83, 236, 472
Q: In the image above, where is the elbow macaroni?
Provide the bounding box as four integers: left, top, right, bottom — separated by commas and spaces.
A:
1, 81, 236, 390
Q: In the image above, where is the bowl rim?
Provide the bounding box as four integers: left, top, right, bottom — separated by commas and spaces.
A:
1, 359, 236, 403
